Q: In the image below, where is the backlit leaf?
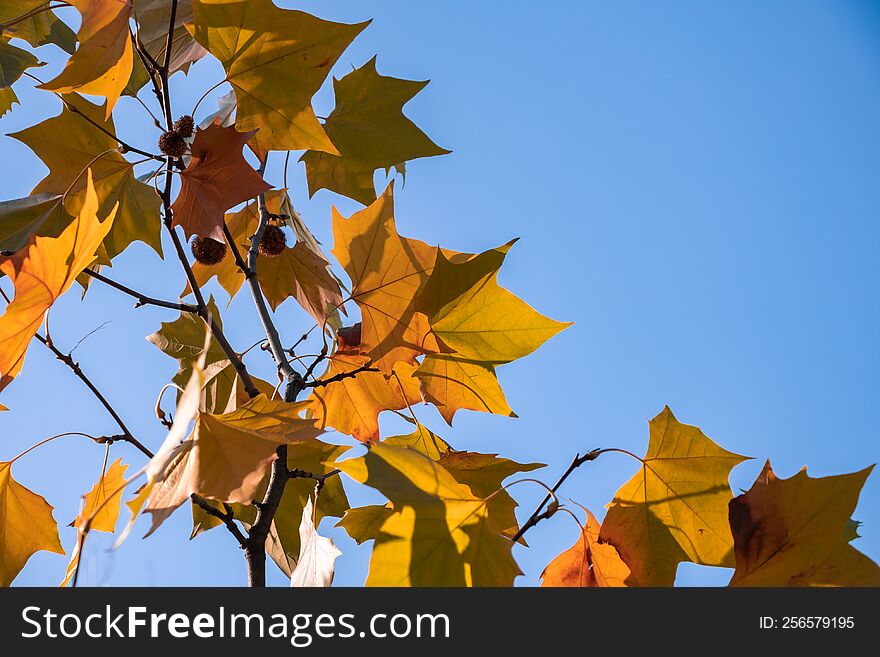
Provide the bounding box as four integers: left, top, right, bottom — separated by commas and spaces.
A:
338, 443, 520, 586
541, 508, 630, 587
599, 406, 749, 586
0, 461, 64, 586
10, 95, 162, 259
289, 497, 341, 587
331, 182, 438, 371
38, 0, 134, 116
0, 2, 76, 53
729, 461, 880, 587
171, 122, 271, 241
189, 0, 367, 153
301, 57, 449, 205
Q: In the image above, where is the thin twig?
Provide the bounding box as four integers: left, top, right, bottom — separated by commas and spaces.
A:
307, 364, 378, 389
33, 333, 154, 459
83, 269, 199, 312
190, 495, 248, 549
511, 449, 607, 543
22, 73, 163, 162
288, 468, 341, 482
244, 167, 299, 385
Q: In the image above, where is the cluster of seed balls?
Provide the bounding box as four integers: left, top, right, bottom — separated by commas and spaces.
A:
191, 225, 287, 265
161, 115, 288, 266
158, 114, 195, 159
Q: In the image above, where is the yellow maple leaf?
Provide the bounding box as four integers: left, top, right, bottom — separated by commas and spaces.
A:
0, 461, 64, 586
729, 461, 880, 586
301, 57, 450, 205
541, 508, 630, 587
599, 406, 750, 586
337, 443, 520, 586
416, 355, 516, 425
438, 450, 543, 540
0, 171, 115, 392
189, 0, 367, 153
384, 423, 450, 461
60, 457, 130, 587
428, 248, 572, 364
38, 0, 134, 116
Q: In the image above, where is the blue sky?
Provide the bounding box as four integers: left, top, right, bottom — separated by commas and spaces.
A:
2, 0, 879, 586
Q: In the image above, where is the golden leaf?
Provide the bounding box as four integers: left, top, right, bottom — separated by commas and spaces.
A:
541, 508, 630, 587
0, 461, 64, 586
599, 406, 750, 586
38, 0, 134, 116
301, 57, 449, 204
189, 0, 367, 153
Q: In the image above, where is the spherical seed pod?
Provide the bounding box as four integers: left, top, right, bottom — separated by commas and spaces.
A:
258, 224, 287, 257
173, 115, 195, 139
158, 130, 187, 158
191, 236, 228, 265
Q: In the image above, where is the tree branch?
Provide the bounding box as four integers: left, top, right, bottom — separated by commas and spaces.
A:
307, 364, 378, 389
191, 495, 248, 549
83, 269, 199, 312
245, 445, 289, 587
241, 182, 298, 384
511, 449, 605, 543
34, 333, 155, 459
140, 0, 259, 400
288, 468, 341, 482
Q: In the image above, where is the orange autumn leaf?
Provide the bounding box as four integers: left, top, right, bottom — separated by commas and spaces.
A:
171, 123, 271, 241
308, 350, 422, 442
541, 508, 630, 587
259, 241, 344, 325
0, 461, 64, 587
0, 171, 115, 393
331, 182, 438, 372
72, 458, 129, 534
61, 457, 130, 587
38, 0, 134, 117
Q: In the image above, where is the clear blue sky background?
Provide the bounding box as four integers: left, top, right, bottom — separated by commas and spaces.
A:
2, 0, 879, 586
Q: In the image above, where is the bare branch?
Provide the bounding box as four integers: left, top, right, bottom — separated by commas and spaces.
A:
190, 495, 248, 549
288, 468, 341, 482
34, 333, 155, 459
307, 364, 378, 389
83, 269, 199, 313
510, 449, 605, 543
